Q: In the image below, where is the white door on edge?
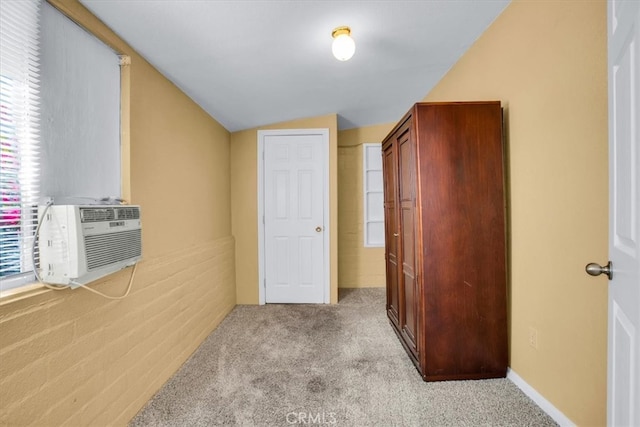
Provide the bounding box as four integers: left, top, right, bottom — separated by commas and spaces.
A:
607, 1, 640, 425
264, 133, 325, 303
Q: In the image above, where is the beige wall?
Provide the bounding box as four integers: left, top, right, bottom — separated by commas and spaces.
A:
337, 124, 394, 288
231, 115, 339, 304
424, 0, 608, 424
0, 1, 236, 425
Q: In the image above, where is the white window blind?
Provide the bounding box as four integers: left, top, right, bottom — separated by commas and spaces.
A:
40, 1, 121, 200
0, 0, 41, 284
363, 143, 385, 247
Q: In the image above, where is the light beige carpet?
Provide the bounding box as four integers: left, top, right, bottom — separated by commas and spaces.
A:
130, 288, 557, 426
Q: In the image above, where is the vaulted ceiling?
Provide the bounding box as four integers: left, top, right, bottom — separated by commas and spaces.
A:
81, 0, 510, 132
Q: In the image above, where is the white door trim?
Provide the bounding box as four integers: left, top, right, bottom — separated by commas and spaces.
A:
257, 128, 330, 305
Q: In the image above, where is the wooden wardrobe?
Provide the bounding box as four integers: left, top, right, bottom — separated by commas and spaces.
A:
382, 101, 508, 381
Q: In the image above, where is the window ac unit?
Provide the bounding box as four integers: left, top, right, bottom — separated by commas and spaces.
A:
38, 205, 142, 288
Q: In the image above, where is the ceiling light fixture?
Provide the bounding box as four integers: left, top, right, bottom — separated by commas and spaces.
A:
331, 26, 355, 61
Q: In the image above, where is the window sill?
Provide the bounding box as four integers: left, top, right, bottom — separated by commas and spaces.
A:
0, 282, 51, 306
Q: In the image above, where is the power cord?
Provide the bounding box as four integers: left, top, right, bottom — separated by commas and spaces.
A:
69, 263, 137, 300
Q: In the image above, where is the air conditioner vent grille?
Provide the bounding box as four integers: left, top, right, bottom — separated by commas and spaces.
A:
80, 206, 141, 223
81, 207, 115, 223
116, 207, 140, 220
84, 229, 142, 270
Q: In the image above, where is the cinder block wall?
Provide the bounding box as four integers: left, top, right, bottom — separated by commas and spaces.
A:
0, 240, 235, 426
0, 0, 236, 425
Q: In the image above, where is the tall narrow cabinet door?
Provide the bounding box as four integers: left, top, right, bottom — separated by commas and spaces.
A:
397, 124, 419, 357
383, 142, 400, 328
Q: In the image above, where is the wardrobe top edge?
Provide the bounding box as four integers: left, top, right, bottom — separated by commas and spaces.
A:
382, 101, 502, 145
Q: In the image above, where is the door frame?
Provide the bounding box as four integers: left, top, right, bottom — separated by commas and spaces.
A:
257, 128, 331, 305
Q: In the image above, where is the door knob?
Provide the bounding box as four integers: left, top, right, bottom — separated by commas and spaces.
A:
315, 226, 322, 232
585, 261, 613, 280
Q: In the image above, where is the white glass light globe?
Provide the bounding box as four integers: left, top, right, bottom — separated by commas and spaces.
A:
332, 34, 355, 61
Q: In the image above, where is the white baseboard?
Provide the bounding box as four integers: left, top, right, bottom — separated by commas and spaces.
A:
507, 368, 575, 427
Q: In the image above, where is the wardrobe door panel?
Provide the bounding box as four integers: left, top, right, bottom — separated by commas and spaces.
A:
383, 143, 400, 328
398, 127, 419, 356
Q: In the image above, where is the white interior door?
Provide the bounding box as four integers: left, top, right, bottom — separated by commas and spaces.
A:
260, 130, 328, 304
607, 1, 640, 425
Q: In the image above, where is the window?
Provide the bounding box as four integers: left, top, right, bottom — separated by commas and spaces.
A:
363, 143, 385, 247
0, 1, 122, 293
